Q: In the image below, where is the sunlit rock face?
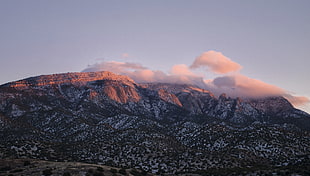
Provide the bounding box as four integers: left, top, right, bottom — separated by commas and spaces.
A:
102, 80, 140, 103
2, 71, 140, 104
3, 71, 134, 88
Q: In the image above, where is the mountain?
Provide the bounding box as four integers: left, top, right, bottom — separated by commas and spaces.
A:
0, 71, 310, 175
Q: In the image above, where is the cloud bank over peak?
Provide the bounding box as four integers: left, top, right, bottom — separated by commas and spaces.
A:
82, 50, 310, 109
208, 74, 286, 98
171, 64, 196, 77
82, 60, 206, 87
83, 61, 146, 73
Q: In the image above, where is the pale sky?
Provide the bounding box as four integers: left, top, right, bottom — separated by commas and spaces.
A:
0, 0, 309, 112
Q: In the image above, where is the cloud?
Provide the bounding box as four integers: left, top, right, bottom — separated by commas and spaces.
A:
213, 76, 236, 88
283, 94, 310, 107
82, 61, 158, 82
129, 70, 165, 83
233, 74, 285, 97
121, 53, 129, 58
82, 61, 206, 86
205, 74, 310, 108
208, 74, 282, 98
188, 51, 288, 98
82, 51, 310, 109
190, 51, 242, 74
82, 61, 146, 73
170, 64, 196, 76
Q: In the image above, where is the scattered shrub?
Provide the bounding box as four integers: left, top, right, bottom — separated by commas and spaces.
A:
110, 168, 117, 173
93, 172, 105, 176
87, 168, 94, 173
0, 166, 11, 171
119, 168, 127, 175
24, 160, 31, 166
63, 172, 71, 176
130, 169, 141, 176
42, 168, 53, 176
10, 169, 23, 173
130, 169, 148, 176
97, 167, 104, 172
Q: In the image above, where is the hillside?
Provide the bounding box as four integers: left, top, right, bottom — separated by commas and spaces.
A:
0, 71, 309, 175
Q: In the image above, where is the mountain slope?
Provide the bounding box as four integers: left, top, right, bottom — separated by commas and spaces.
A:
1, 71, 309, 128
0, 71, 309, 174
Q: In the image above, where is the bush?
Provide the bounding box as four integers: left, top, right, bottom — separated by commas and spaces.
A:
10, 169, 23, 173
119, 168, 127, 175
130, 169, 142, 176
110, 168, 117, 173
24, 160, 31, 166
93, 172, 105, 176
87, 168, 94, 173
63, 172, 71, 176
97, 167, 104, 172
0, 166, 11, 171
42, 168, 53, 176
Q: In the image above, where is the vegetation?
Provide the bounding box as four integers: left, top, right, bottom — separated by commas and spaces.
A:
110, 168, 117, 173
63, 172, 71, 176
0, 159, 151, 176
118, 168, 127, 175
42, 168, 53, 176
23, 160, 31, 166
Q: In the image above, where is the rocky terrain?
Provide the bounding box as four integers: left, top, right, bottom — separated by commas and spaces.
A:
0, 71, 309, 175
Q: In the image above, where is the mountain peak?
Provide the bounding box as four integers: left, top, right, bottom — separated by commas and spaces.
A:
1, 71, 135, 88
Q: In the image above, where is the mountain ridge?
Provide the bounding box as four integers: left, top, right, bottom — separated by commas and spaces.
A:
1, 71, 135, 88
0, 71, 310, 175
1, 71, 309, 128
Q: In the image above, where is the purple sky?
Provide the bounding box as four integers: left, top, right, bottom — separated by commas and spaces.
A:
0, 0, 309, 112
